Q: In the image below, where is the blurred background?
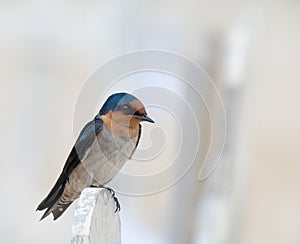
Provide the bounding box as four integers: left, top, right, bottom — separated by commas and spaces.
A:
1, 0, 300, 243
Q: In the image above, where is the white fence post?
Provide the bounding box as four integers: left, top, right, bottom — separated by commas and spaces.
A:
71, 188, 121, 244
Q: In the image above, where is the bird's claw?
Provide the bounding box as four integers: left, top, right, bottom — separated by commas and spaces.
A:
93, 186, 120, 212
105, 187, 121, 212
113, 195, 121, 213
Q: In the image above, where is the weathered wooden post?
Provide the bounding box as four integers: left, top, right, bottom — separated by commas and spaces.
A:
71, 188, 121, 244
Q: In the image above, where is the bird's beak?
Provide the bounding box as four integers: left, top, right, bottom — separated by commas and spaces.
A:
134, 114, 155, 123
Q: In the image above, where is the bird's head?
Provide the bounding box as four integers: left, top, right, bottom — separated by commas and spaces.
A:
99, 93, 154, 134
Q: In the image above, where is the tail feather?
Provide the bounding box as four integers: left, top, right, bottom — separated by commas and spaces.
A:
52, 202, 73, 220
37, 184, 64, 211
37, 180, 68, 220
39, 201, 73, 221
37, 180, 77, 220
39, 207, 53, 221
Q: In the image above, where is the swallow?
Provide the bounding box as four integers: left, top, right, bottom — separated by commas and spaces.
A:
37, 92, 154, 220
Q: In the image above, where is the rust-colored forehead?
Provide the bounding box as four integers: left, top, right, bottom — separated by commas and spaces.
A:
130, 99, 146, 115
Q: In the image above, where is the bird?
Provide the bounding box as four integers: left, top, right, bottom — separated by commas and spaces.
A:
37, 92, 154, 220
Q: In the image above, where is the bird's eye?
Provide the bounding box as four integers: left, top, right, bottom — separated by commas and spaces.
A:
122, 105, 129, 111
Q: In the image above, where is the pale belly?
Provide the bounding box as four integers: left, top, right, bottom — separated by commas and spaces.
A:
68, 127, 138, 193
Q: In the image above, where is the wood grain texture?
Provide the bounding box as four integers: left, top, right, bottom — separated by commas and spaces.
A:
71, 188, 121, 244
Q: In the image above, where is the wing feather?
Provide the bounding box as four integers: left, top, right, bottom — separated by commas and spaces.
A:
37, 117, 103, 211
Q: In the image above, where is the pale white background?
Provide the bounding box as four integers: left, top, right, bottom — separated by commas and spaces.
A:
0, 1, 300, 244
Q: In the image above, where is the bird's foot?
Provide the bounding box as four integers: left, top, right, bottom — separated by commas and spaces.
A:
90, 185, 121, 212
